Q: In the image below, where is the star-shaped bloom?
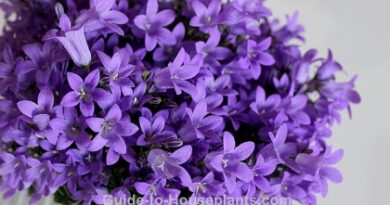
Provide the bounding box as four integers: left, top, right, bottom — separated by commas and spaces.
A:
238, 38, 275, 79
147, 146, 193, 188
22, 41, 65, 86
134, 179, 180, 204
195, 29, 231, 69
232, 0, 271, 20
77, 0, 129, 35
97, 49, 135, 95
61, 70, 112, 117
296, 148, 344, 197
137, 115, 177, 146
17, 87, 56, 130
261, 124, 300, 173
186, 101, 224, 139
190, 0, 224, 31
250, 86, 281, 116
26, 159, 56, 199
189, 172, 225, 199
0, 153, 29, 198
52, 151, 91, 193
153, 23, 185, 62
49, 107, 91, 150
0, 45, 35, 94
251, 155, 277, 192
133, 0, 176, 51
154, 48, 200, 95
209, 132, 255, 193
86, 104, 138, 165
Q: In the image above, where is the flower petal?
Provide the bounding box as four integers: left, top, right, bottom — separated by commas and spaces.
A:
67, 72, 83, 91
234, 142, 255, 160
85, 69, 100, 89
108, 135, 127, 154
106, 149, 120, 165
86, 117, 104, 132
61, 91, 79, 107
146, 0, 158, 16
235, 162, 254, 183
17, 100, 38, 118
223, 132, 235, 153
170, 145, 192, 164
80, 101, 95, 117
37, 87, 54, 110
89, 134, 108, 152
106, 104, 122, 122
32, 114, 50, 130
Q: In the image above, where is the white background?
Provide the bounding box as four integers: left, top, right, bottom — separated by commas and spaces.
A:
1, 0, 390, 204
268, 0, 390, 204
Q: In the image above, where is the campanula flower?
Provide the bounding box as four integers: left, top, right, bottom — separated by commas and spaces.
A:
61, 70, 112, 117
133, 0, 176, 51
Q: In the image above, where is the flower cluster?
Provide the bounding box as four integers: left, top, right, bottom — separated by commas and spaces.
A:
0, 0, 360, 205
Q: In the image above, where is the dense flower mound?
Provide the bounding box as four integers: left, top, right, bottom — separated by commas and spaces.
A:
0, 0, 360, 204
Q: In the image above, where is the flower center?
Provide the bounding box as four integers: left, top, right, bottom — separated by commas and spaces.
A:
149, 185, 157, 196
144, 22, 151, 31
156, 157, 165, 171
101, 121, 113, 133
171, 74, 179, 79
204, 16, 212, 24
221, 159, 229, 168
71, 126, 81, 134
110, 72, 119, 81
133, 97, 139, 105
77, 88, 89, 101
195, 182, 207, 194
40, 168, 46, 174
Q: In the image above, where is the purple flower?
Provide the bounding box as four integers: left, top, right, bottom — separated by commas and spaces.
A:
137, 115, 177, 146
195, 29, 231, 69
133, 0, 176, 51
153, 23, 185, 62
209, 132, 255, 193
250, 86, 281, 116
97, 49, 135, 95
189, 172, 225, 198
147, 145, 193, 188
284, 95, 311, 125
26, 159, 56, 200
270, 172, 306, 201
49, 107, 91, 150
232, 0, 271, 20
52, 151, 90, 193
61, 70, 112, 117
0, 153, 29, 198
252, 155, 277, 193
186, 101, 224, 139
134, 179, 180, 204
190, 0, 223, 31
77, 0, 129, 35
297, 148, 344, 197
17, 87, 56, 130
55, 27, 92, 67
154, 48, 200, 95
319, 77, 361, 105
315, 149, 344, 197
86, 104, 138, 165
238, 38, 275, 79
0, 45, 34, 94
22, 41, 65, 86
261, 124, 300, 173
